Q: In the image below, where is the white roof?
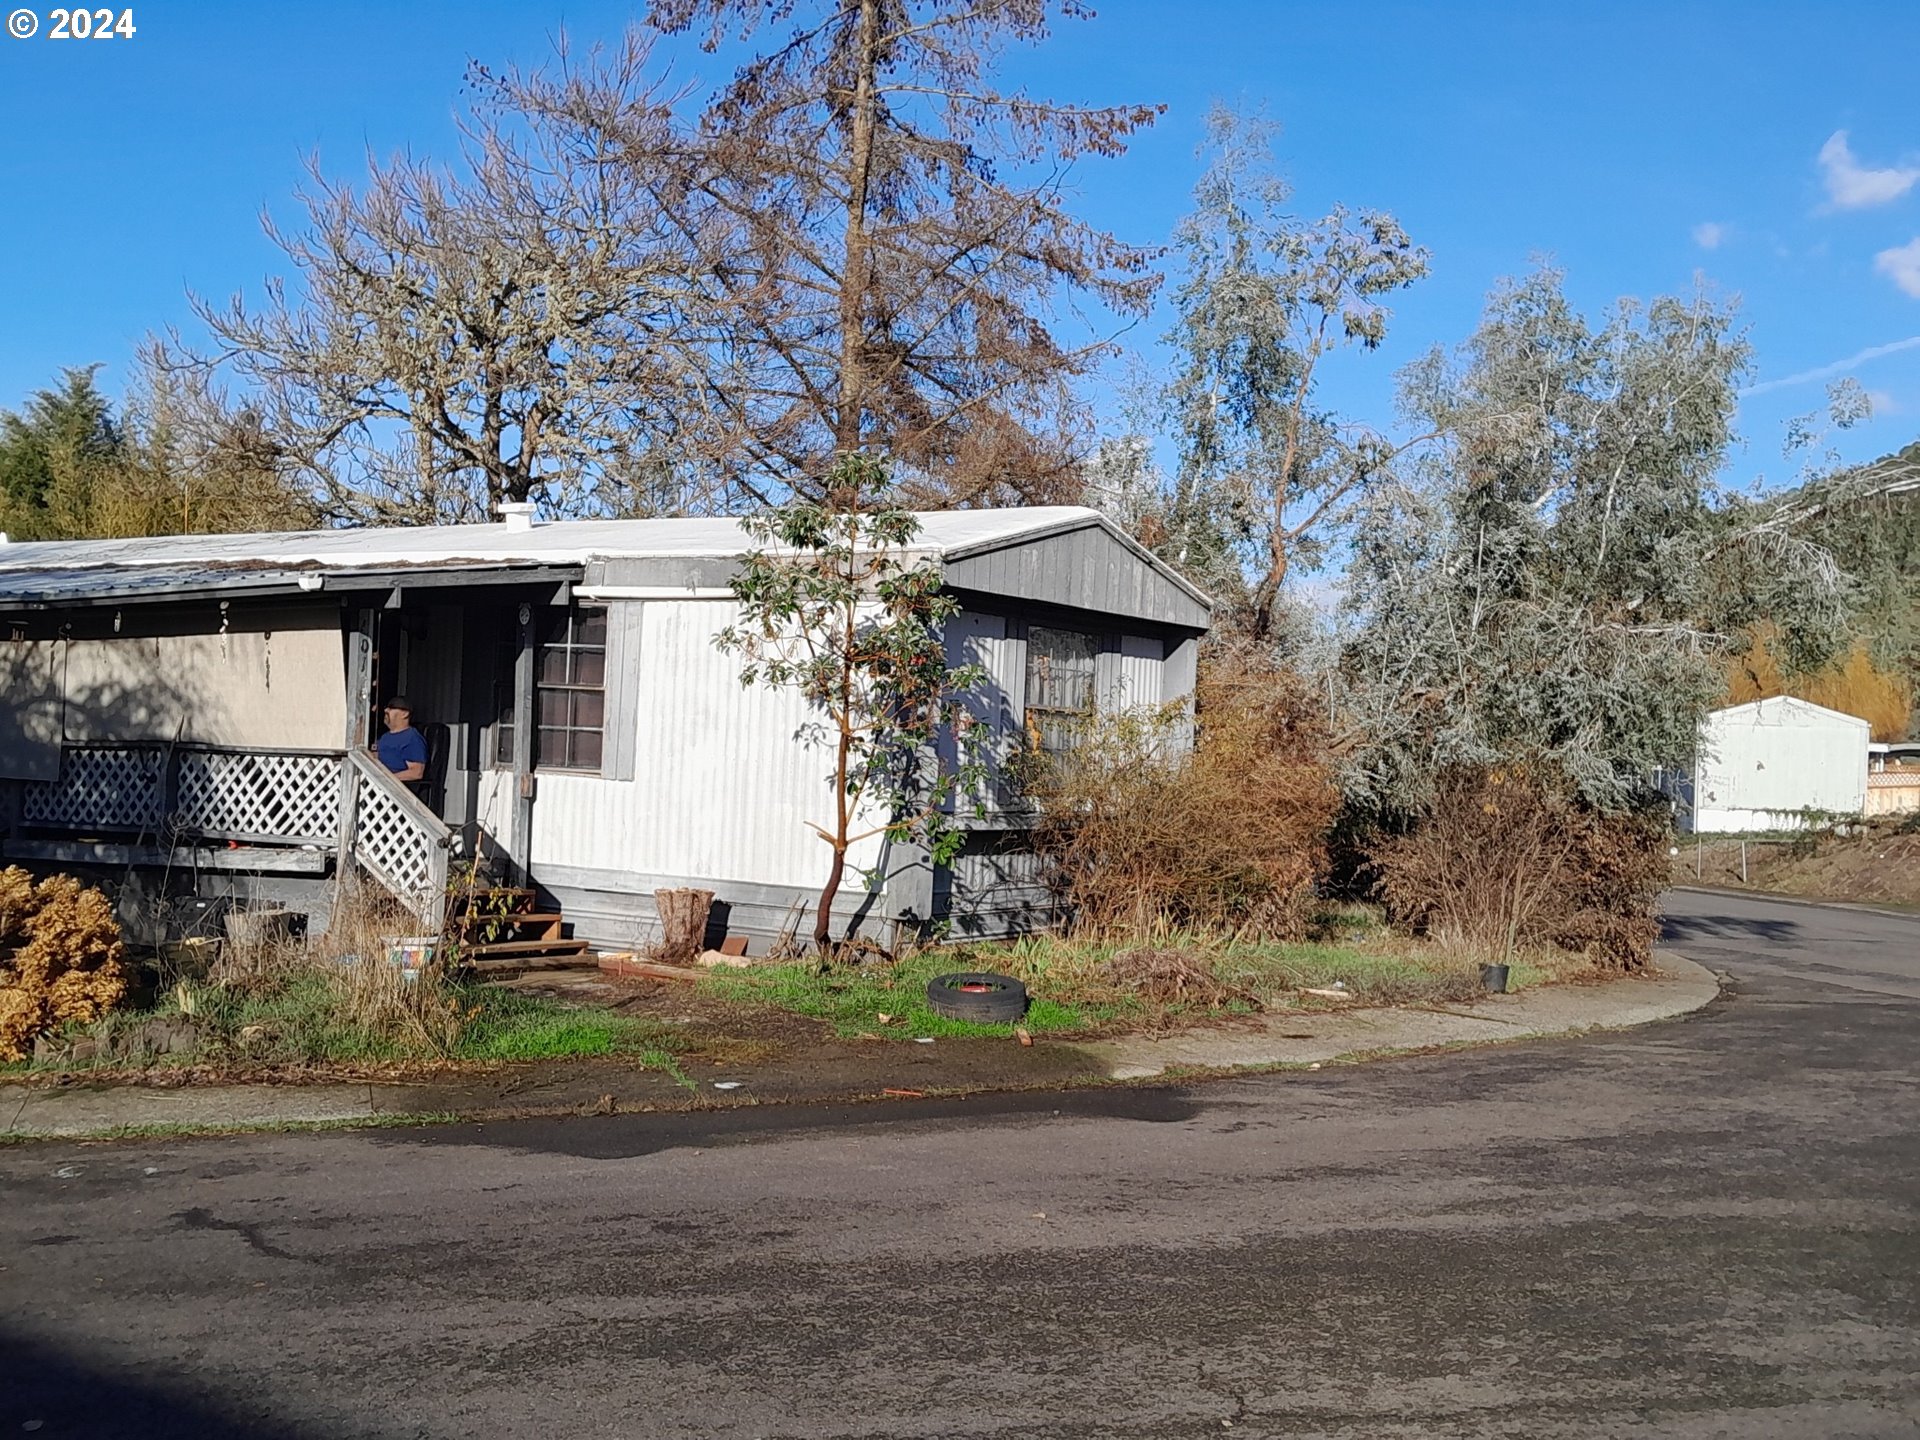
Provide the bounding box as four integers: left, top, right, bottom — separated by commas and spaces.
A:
1707, 695, 1871, 730
0, 507, 1117, 572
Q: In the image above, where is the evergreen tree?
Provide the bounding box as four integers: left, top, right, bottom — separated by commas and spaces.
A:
0, 367, 125, 538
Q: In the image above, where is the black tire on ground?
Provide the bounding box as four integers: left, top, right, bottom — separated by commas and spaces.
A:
925, 972, 1029, 1023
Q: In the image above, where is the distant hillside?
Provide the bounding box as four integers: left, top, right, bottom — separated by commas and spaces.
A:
1781, 439, 1920, 738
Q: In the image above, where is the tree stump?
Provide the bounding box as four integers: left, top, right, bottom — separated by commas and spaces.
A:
654, 887, 714, 967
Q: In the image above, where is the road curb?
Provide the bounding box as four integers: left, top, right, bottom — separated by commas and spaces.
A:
2, 955, 1720, 1142
1082, 951, 1721, 1081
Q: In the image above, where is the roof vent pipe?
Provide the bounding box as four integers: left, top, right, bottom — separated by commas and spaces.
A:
496, 501, 537, 533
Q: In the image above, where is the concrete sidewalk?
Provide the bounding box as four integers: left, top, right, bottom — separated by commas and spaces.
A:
1, 953, 1719, 1141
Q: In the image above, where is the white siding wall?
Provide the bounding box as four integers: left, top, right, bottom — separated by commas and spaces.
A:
1692, 698, 1871, 832
941, 610, 1022, 811
528, 598, 886, 889
475, 768, 517, 854
1096, 634, 1164, 714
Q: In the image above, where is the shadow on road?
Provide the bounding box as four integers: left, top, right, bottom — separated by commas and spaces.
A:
1660, 911, 1799, 944
380, 1078, 1210, 1159
1, 1323, 331, 1440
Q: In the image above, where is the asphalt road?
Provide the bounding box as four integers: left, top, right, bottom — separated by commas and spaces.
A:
3, 889, 1917, 1439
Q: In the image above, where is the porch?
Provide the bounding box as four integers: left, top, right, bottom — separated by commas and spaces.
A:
4, 739, 454, 929
0, 570, 596, 958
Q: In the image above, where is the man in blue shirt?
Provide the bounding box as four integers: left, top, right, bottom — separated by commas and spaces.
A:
376, 697, 429, 785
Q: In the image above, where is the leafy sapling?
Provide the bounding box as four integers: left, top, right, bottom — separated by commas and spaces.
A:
715, 455, 987, 954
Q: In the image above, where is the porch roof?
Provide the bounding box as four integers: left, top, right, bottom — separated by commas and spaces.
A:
0, 507, 1212, 619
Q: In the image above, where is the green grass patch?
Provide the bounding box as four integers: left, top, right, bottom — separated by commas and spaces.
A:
453, 990, 672, 1062
8, 976, 682, 1075
699, 951, 1102, 1039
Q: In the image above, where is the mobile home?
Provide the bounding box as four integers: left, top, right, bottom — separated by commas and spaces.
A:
0, 507, 1209, 953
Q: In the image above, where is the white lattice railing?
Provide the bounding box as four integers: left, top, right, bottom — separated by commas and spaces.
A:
22, 743, 343, 842
345, 750, 451, 930
175, 749, 341, 843
20, 745, 169, 832
19, 740, 452, 930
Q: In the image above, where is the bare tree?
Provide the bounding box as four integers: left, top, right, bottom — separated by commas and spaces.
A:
163, 36, 710, 524
495, 2, 1165, 508
116, 356, 319, 535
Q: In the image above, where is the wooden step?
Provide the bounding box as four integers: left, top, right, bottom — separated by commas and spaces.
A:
463, 940, 597, 975
463, 936, 589, 960
451, 912, 564, 938
468, 955, 600, 976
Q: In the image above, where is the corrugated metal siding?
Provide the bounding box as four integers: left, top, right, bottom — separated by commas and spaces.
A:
942, 609, 1024, 813
1691, 698, 1870, 831
599, 601, 641, 782
947, 835, 1057, 940
537, 862, 895, 954
1095, 634, 1163, 714
475, 768, 517, 848
528, 598, 885, 889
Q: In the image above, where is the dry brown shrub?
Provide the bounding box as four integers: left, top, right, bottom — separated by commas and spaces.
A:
1030, 656, 1339, 939
0, 867, 128, 1061
1373, 767, 1666, 972
1549, 805, 1668, 970
209, 914, 306, 990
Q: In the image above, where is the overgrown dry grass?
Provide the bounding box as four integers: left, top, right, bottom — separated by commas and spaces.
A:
1027, 656, 1339, 939
1372, 766, 1669, 972
979, 926, 1572, 1025
206, 883, 466, 1057
15, 884, 680, 1075
702, 907, 1603, 1041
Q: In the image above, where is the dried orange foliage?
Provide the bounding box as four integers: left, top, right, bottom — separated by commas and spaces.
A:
0, 868, 127, 1061
1728, 627, 1913, 741
1031, 657, 1339, 938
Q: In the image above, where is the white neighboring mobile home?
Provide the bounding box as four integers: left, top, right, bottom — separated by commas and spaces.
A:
1682, 696, 1871, 833
0, 507, 1209, 952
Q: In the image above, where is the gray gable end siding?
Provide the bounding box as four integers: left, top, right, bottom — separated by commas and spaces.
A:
586, 520, 1209, 633
940, 524, 1208, 632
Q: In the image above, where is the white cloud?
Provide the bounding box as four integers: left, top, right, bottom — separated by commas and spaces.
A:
1692, 221, 1729, 250
1740, 333, 1920, 396
1876, 238, 1920, 297
1819, 130, 1920, 209
1866, 388, 1900, 416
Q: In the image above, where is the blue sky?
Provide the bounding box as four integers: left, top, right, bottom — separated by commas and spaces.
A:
4, 0, 1920, 493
